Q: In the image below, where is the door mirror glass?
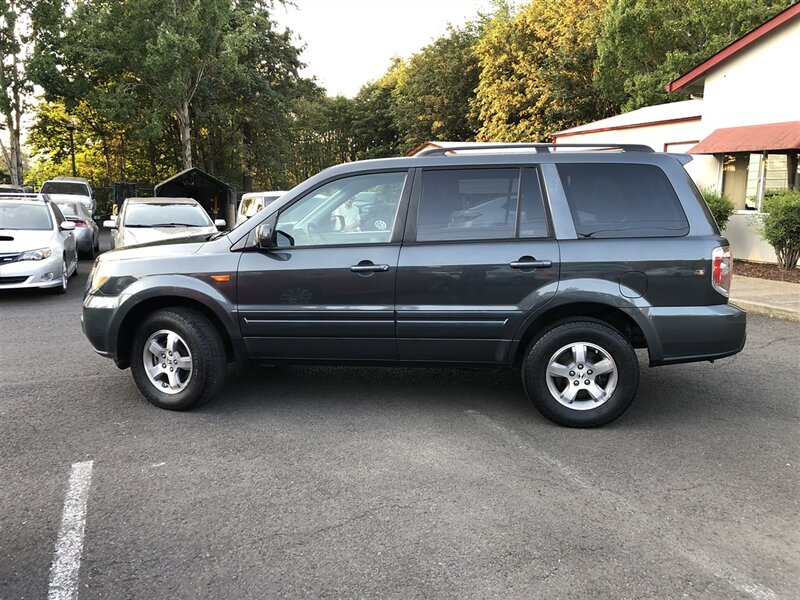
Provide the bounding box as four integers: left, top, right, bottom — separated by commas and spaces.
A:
255, 223, 273, 249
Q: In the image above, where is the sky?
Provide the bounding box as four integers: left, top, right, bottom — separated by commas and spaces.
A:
272, 0, 497, 98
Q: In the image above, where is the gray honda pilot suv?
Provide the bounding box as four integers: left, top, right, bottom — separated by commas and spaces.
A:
82, 144, 746, 427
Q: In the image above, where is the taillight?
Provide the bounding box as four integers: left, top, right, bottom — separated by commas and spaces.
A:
712, 246, 732, 297
72, 219, 87, 227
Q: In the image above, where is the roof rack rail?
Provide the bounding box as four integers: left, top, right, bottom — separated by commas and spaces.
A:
414, 142, 654, 156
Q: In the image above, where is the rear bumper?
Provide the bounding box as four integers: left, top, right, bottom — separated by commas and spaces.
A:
643, 303, 747, 366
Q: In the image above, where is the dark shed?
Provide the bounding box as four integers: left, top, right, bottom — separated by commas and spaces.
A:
154, 168, 236, 226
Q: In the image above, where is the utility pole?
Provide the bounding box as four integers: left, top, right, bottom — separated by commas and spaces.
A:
66, 122, 77, 177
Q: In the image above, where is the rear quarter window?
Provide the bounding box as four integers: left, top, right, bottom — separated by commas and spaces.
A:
557, 163, 689, 238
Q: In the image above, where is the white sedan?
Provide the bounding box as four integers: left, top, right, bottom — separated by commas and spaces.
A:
105, 197, 226, 249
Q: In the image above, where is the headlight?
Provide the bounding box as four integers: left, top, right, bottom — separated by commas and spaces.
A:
88, 263, 137, 296
19, 247, 52, 261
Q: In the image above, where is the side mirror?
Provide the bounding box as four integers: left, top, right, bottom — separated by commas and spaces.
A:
103, 220, 117, 229
331, 214, 345, 232
214, 219, 228, 229
60, 221, 76, 231
255, 223, 273, 249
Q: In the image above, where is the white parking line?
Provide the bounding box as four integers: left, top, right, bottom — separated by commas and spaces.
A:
47, 460, 94, 600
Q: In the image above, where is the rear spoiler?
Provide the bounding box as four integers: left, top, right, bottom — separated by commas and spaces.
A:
668, 153, 694, 166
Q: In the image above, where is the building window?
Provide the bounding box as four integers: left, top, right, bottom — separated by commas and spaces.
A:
722, 152, 800, 212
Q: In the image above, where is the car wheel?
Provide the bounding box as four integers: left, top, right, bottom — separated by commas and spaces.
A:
522, 320, 639, 427
130, 308, 226, 410
49, 258, 69, 294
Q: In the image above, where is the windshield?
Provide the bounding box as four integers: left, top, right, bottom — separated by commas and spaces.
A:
123, 203, 213, 227
241, 194, 281, 217
41, 181, 89, 196
0, 202, 53, 230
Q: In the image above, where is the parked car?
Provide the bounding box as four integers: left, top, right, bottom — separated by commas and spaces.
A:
55, 201, 100, 258
0, 184, 34, 194
40, 176, 96, 214
82, 143, 746, 427
0, 194, 78, 294
105, 197, 227, 250
236, 191, 287, 226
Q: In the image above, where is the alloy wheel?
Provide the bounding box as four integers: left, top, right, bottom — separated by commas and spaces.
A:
141, 329, 193, 394
545, 342, 618, 410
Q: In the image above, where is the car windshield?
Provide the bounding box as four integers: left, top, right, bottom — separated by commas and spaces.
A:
124, 203, 213, 227
0, 202, 52, 230
241, 194, 281, 217
41, 182, 88, 196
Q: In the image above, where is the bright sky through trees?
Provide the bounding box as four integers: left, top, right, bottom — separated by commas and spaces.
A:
273, 0, 496, 97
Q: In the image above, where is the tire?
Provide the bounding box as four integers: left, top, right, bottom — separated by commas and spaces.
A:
49, 258, 68, 294
129, 308, 227, 410
522, 320, 639, 428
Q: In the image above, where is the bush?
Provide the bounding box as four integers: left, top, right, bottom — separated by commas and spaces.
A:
701, 188, 735, 230
762, 191, 800, 270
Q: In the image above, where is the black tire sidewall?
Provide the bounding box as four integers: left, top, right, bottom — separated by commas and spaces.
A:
523, 321, 639, 428
130, 308, 225, 410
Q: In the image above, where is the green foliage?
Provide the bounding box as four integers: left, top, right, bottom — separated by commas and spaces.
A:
27, 0, 308, 190
473, 0, 614, 142
391, 24, 482, 151
594, 0, 790, 111
761, 191, 800, 270
701, 188, 735, 230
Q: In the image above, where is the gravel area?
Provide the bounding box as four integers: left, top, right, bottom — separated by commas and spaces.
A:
734, 259, 800, 284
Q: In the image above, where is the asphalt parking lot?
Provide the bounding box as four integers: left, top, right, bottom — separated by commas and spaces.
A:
1, 245, 798, 599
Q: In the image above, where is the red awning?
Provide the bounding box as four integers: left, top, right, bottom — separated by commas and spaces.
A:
689, 121, 800, 154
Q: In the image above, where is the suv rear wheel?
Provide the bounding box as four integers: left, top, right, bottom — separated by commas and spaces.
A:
522, 320, 639, 427
130, 308, 226, 410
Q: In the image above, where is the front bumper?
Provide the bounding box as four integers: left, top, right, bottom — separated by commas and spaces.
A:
81, 294, 121, 360
0, 254, 64, 289
643, 303, 747, 366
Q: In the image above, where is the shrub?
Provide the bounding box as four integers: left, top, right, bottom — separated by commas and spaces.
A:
701, 188, 735, 230
762, 191, 800, 270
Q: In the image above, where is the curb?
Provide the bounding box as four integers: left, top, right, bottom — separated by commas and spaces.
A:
730, 299, 800, 323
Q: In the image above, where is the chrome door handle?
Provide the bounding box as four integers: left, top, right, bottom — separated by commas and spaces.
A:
509, 259, 552, 269
350, 263, 390, 273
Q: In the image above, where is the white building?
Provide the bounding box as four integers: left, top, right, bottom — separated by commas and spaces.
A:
553, 3, 800, 263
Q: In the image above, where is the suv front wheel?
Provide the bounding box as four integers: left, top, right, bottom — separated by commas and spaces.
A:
130, 308, 226, 410
522, 320, 639, 427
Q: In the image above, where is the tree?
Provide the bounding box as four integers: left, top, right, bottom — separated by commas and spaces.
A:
391, 24, 482, 151
473, 0, 613, 142
594, 0, 791, 111
0, 0, 36, 184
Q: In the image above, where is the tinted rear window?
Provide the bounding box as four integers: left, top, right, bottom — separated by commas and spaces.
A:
557, 164, 689, 238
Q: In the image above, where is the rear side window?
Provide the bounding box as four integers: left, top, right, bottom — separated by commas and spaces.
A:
557, 164, 689, 238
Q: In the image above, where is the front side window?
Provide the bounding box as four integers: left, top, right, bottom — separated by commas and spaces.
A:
416, 168, 521, 242
558, 163, 689, 238
275, 172, 407, 247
